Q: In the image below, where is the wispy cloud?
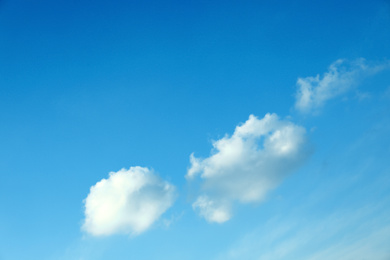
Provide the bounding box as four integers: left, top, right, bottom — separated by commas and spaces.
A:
216, 192, 390, 260
294, 58, 388, 114
82, 167, 176, 236
384, 86, 390, 99
187, 113, 311, 222
218, 203, 390, 260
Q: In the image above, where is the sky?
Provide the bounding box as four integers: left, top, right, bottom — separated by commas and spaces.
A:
1, 0, 390, 259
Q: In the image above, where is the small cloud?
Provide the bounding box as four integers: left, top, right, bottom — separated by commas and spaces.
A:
187, 114, 311, 223
82, 167, 176, 236
384, 86, 390, 99
193, 196, 231, 223
294, 58, 389, 114
355, 91, 371, 101
161, 211, 184, 228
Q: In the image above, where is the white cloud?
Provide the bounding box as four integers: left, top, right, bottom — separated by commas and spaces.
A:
295, 58, 388, 114
187, 113, 310, 223
216, 205, 390, 260
216, 193, 390, 260
215, 119, 390, 260
82, 166, 176, 236
192, 196, 231, 223
384, 86, 390, 99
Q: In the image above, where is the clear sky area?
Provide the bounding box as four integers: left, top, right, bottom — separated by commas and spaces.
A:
1, 0, 390, 259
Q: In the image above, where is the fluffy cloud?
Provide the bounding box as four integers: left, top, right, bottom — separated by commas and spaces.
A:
295, 59, 388, 114
192, 196, 232, 223
83, 166, 176, 236
187, 113, 310, 222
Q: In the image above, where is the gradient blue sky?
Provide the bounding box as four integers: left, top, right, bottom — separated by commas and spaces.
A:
1, 0, 390, 259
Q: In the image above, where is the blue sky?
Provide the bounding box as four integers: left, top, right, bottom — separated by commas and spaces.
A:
1, 0, 390, 259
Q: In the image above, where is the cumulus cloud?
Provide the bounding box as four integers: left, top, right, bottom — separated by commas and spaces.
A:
295, 58, 388, 114
83, 166, 176, 236
192, 196, 232, 223
187, 113, 310, 223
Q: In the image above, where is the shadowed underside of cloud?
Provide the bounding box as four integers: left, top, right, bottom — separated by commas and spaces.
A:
82, 167, 176, 236
295, 58, 389, 114
187, 113, 311, 223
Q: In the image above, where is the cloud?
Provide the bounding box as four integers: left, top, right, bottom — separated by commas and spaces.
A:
187, 113, 310, 222
192, 196, 232, 223
295, 58, 388, 114
384, 86, 390, 99
82, 166, 176, 236
215, 116, 390, 260
216, 204, 390, 260
216, 186, 390, 260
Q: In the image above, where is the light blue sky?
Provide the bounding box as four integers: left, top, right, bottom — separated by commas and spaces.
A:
1, 0, 390, 259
